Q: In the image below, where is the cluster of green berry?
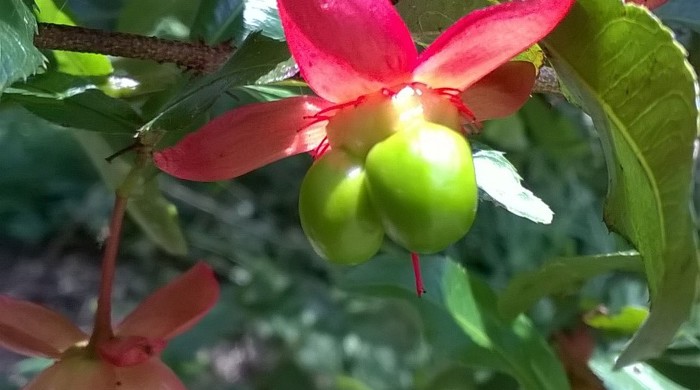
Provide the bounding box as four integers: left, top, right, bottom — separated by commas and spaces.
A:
299, 89, 478, 265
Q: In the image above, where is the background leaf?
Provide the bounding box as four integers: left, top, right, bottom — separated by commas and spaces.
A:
72, 131, 188, 256
655, 0, 700, 33
396, 0, 488, 45
0, 0, 45, 92
499, 252, 644, 320
341, 255, 570, 390
543, 0, 699, 366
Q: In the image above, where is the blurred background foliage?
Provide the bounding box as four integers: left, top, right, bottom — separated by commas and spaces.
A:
1, 0, 700, 389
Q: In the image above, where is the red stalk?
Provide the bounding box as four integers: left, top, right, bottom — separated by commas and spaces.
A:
411, 252, 426, 297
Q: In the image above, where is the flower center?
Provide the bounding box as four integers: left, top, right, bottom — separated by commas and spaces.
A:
304, 84, 476, 160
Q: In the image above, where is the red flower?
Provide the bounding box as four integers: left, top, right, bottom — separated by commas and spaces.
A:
154, 0, 575, 181
0, 263, 219, 389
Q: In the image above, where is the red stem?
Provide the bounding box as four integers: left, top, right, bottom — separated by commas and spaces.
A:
411, 252, 426, 297
88, 195, 128, 347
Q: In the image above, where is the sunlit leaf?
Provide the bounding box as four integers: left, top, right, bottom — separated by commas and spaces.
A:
34, 0, 112, 76
192, 0, 283, 44
585, 306, 649, 335
0, 0, 45, 92
4, 73, 143, 134
544, 0, 699, 366
473, 149, 554, 224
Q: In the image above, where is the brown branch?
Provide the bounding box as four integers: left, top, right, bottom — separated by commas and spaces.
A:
33, 22, 561, 94
34, 23, 233, 73
532, 66, 561, 94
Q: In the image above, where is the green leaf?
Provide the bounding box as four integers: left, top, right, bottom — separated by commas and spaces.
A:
543, 0, 699, 366
34, 0, 112, 76
0, 0, 45, 92
341, 255, 569, 390
145, 33, 290, 146
473, 149, 554, 224
192, 0, 283, 44
255, 57, 298, 84
585, 306, 649, 335
4, 73, 143, 134
117, 0, 201, 38
499, 252, 644, 320
72, 131, 188, 256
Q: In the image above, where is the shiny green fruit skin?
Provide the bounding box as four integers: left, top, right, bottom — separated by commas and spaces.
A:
299, 150, 384, 265
364, 122, 477, 253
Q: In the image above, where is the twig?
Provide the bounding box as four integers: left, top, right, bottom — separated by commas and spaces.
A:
532, 66, 561, 94
32, 23, 561, 94
34, 23, 233, 73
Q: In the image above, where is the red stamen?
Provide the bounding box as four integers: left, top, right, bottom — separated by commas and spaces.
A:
312, 95, 367, 119
381, 87, 398, 96
311, 136, 330, 159
434, 87, 479, 126
411, 252, 426, 297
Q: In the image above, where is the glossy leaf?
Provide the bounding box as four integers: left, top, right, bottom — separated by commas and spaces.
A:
473, 149, 553, 224
499, 252, 644, 320
34, 0, 112, 76
544, 0, 699, 366
341, 255, 569, 390
192, 0, 283, 44
4, 73, 143, 134
0, 0, 45, 92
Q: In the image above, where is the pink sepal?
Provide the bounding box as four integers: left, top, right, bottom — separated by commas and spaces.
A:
462, 61, 536, 121
414, 0, 574, 90
278, 0, 416, 102
0, 295, 86, 359
115, 262, 219, 341
154, 96, 331, 181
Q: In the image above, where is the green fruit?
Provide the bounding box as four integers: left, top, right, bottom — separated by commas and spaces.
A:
364, 121, 478, 253
299, 150, 384, 264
